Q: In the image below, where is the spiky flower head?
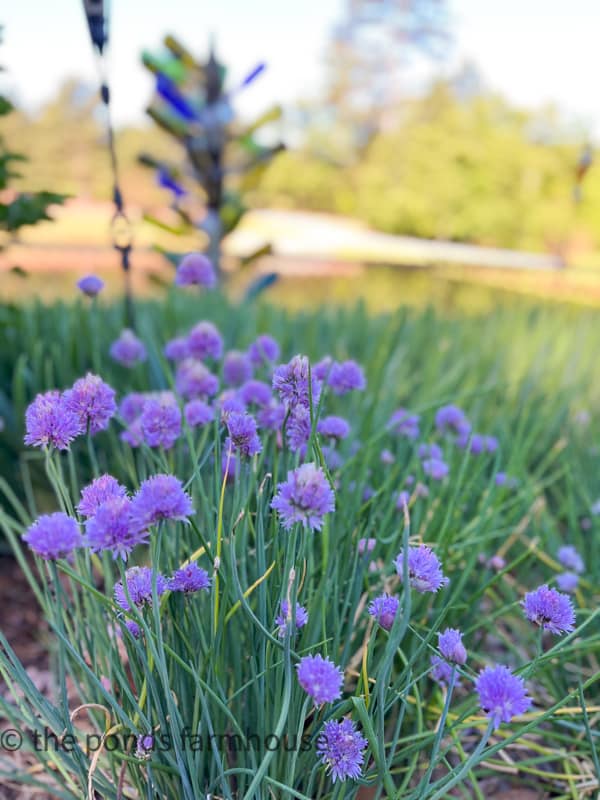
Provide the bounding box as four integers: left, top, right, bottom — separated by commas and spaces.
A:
63, 373, 117, 435
368, 594, 399, 631
239, 379, 272, 408
247, 334, 280, 367
187, 321, 223, 361
556, 545, 584, 574
175, 252, 216, 287
78, 475, 127, 518
317, 416, 350, 441
175, 359, 219, 399
114, 566, 168, 611
297, 654, 343, 704
438, 628, 467, 665
109, 329, 147, 367
169, 563, 211, 593
184, 399, 214, 428
272, 355, 321, 410
556, 572, 579, 593
316, 718, 367, 783
271, 463, 335, 531
85, 497, 148, 560
475, 665, 531, 729
395, 545, 449, 593
225, 412, 262, 457
22, 513, 83, 560
522, 584, 575, 635
164, 336, 189, 362
327, 360, 366, 395
140, 395, 181, 449
129, 474, 193, 533
275, 600, 309, 637
388, 408, 420, 439
223, 350, 253, 387
24, 390, 83, 450
77, 274, 104, 297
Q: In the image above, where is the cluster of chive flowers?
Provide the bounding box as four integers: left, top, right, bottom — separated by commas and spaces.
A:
386, 402, 516, 504
20, 289, 589, 787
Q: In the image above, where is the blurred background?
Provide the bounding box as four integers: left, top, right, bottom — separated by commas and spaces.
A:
2, 0, 600, 310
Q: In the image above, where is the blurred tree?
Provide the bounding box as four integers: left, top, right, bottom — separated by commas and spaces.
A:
255, 78, 593, 255
324, 0, 449, 147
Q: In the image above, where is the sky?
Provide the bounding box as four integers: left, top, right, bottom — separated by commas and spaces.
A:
1, 0, 599, 135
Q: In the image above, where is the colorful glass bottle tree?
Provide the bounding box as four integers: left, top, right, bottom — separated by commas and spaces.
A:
140, 36, 284, 279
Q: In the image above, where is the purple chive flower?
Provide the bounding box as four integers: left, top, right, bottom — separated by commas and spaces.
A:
169, 563, 211, 593
271, 463, 335, 531
140, 396, 181, 450
121, 418, 144, 448
275, 600, 309, 637
435, 405, 470, 434
522, 585, 575, 635
175, 359, 219, 399
85, 496, 147, 560
63, 374, 117, 435
257, 401, 286, 431
557, 572, 579, 593
317, 416, 350, 441
487, 554, 506, 571
388, 408, 420, 439
296, 654, 343, 704
313, 356, 333, 382
557, 546, 584, 574
184, 399, 214, 428
272, 355, 321, 410
129, 475, 193, 532
438, 628, 467, 665
422, 458, 449, 481
187, 321, 223, 361
456, 432, 485, 454
225, 412, 262, 457
77, 274, 104, 297
217, 390, 247, 416
317, 718, 367, 783
395, 545, 449, 593
476, 665, 531, 729
239, 379, 272, 408
484, 435, 499, 453
430, 655, 454, 686
135, 733, 155, 760
395, 490, 411, 509
164, 336, 189, 362
223, 350, 253, 387
24, 391, 83, 450
435, 405, 470, 433
327, 360, 366, 395
175, 252, 216, 288
78, 475, 127, 518
287, 405, 312, 453
380, 448, 395, 465
124, 620, 142, 638
247, 334, 280, 367
22, 513, 82, 560
368, 594, 399, 631
119, 393, 147, 424
418, 443, 443, 461
114, 566, 168, 611
109, 329, 147, 367
358, 537, 376, 554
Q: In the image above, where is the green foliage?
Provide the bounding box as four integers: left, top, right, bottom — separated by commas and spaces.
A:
0, 90, 68, 242
256, 82, 595, 254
